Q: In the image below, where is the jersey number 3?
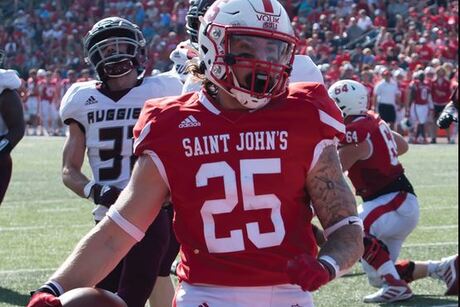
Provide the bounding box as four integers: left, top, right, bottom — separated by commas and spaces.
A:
197, 158, 285, 253
99, 126, 136, 181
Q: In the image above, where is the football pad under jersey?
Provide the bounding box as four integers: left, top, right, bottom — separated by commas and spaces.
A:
59, 75, 183, 188
133, 82, 345, 286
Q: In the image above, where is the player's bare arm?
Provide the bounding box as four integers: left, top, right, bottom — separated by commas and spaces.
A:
50, 154, 168, 291
338, 141, 371, 172
62, 122, 89, 198
307, 145, 364, 270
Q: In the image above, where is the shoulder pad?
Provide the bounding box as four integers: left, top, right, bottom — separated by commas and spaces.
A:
59, 80, 98, 123
342, 116, 376, 144
145, 74, 183, 97
0, 69, 21, 94
290, 55, 324, 84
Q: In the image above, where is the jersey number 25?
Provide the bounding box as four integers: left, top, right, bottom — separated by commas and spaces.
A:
197, 158, 285, 253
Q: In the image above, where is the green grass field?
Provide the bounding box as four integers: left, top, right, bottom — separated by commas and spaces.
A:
0, 137, 458, 307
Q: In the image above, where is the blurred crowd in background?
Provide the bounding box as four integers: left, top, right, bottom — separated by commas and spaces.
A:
0, 0, 458, 142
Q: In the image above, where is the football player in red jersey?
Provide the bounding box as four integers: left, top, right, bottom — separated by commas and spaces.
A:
407, 70, 434, 144
431, 67, 455, 143
27, 1, 363, 307
0, 49, 25, 206
329, 79, 419, 303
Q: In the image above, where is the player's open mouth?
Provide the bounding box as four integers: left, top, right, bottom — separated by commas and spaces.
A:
103, 58, 134, 78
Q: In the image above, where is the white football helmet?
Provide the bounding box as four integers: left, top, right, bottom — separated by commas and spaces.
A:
169, 41, 199, 82
198, 0, 297, 109
328, 79, 368, 117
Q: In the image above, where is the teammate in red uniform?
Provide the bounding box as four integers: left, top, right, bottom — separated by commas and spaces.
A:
25, 69, 41, 135
38, 71, 59, 136
329, 79, 419, 303
431, 66, 454, 143
407, 70, 434, 144
27, 1, 363, 306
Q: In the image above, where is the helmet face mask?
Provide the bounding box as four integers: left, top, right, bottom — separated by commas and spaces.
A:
83, 17, 146, 80
224, 33, 294, 102
328, 79, 369, 118
198, 0, 297, 110
186, 0, 215, 44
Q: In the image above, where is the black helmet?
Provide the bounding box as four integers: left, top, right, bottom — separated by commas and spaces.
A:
83, 17, 146, 79
186, 0, 215, 44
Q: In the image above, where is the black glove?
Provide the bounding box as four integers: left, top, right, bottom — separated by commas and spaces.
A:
437, 112, 457, 129
90, 184, 122, 208
0, 137, 13, 156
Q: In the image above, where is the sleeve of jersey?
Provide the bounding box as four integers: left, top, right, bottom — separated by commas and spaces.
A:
313, 84, 346, 141
132, 101, 171, 189
133, 100, 164, 157
59, 83, 82, 125
306, 84, 346, 172
156, 73, 184, 96
340, 121, 369, 145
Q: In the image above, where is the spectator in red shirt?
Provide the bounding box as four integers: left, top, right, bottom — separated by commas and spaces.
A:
373, 9, 387, 28
326, 60, 341, 83
379, 31, 397, 53
416, 38, 434, 65
408, 53, 423, 72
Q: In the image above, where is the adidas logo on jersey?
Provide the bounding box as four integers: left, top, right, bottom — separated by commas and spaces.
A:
85, 95, 98, 105
179, 115, 201, 128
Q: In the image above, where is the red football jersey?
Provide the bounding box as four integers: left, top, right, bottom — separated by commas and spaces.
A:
410, 80, 431, 105
133, 83, 345, 286
39, 80, 57, 103
431, 78, 451, 105
342, 111, 404, 200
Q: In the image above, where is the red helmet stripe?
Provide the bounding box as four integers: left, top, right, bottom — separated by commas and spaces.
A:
262, 0, 274, 13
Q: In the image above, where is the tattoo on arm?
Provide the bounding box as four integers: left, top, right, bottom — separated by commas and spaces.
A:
307, 145, 357, 227
306, 145, 364, 269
